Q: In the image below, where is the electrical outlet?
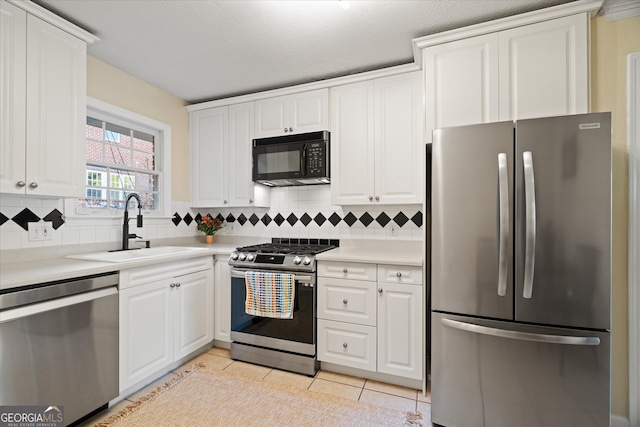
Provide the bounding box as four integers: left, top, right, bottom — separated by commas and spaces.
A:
227, 224, 236, 235
28, 222, 53, 241
390, 226, 398, 236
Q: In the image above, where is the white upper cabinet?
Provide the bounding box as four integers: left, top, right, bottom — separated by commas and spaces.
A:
1, 0, 94, 197
254, 89, 329, 138
498, 14, 588, 121
421, 13, 589, 142
331, 72, 423, 205
424, 34, 499, 143
190, 102, 269, 208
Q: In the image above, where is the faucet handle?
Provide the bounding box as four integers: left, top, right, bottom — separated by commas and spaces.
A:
136, 239, 151, 248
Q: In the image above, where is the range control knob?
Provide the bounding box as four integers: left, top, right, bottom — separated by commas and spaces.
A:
230, 253, 239, 261
303, 257, 312, 265
293, 256, 302, 265
247, 254, 255, 262
239, 253, 247, 261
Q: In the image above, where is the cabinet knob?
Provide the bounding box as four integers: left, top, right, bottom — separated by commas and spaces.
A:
29, 182, 38, 189
249, 198, 253, 203
343, 342, 348, 349
16, 181, 26, 188
170, 283, 176, 288
375, 195, 379, 201
396, 272, 402, 278
342, 268, 348, 274
224, 200, 228, 204
378, 288, 383, 294
176, 283, 181, 288
284, 128, 289, 132
369, 195, 373, 201
343, 299, 348, 304
289, 127, 293, 132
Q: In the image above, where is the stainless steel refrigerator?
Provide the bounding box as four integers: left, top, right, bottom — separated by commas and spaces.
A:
430, 112, 611, 427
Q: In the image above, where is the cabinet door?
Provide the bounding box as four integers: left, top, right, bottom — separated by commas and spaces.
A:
190, 106, 228, 206
374, 72, 424, 204
25, 14, 87, 197
119, 279, 173, 391
498, 13, 588, 121
377, 282, 423, 379
228, 102, 255, 206
254, 96, 287, 138
423, 33, 499, 143
173, 269, 214, 360
214, 256, 231, 343
330, 81, 375, 205
289, 89, 329, 135
0, 1, 27, 194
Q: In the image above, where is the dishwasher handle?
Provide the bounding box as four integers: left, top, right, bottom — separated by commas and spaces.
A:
0, 287, 117, 323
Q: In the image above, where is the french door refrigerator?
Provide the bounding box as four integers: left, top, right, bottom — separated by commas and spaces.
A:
430, 112, 611, 427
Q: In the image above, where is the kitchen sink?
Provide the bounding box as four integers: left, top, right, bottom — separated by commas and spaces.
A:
66, 246, 209, 263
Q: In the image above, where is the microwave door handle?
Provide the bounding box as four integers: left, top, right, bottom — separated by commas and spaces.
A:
301, 144, 307, 176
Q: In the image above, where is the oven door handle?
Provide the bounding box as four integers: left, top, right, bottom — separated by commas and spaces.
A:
230, 268, 314, 283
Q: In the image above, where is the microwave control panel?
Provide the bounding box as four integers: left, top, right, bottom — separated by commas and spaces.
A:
307, 143, 326, 176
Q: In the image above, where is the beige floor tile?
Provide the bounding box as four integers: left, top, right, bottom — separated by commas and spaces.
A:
126, 371, 179, 402
76, 399, 131, 426
207, 346, 231, 358
223, 360, 272, 379
359, 389, 416, 413
308, 378, 362, 401
176, 352, 234, 373
316, 370, 366, 387
364, 379, 418, 400
264, 369, 314, 389
417, 401, 433, 426
418, 381, 431, 403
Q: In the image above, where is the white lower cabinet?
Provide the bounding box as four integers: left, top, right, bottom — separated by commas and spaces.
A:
119, 257, 213, 392
213, 254, 231, 343
317, 261, 423, 380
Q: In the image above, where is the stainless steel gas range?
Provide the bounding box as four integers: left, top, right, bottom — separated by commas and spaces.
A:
228, 240, 336, 376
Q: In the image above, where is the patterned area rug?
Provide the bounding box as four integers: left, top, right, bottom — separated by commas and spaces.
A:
95, 364, 423, 427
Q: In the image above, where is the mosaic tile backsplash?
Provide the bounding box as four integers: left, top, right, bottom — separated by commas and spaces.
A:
0, 186, 423, 250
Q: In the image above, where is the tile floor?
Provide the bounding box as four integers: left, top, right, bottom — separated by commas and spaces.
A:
80, 346, 433, 426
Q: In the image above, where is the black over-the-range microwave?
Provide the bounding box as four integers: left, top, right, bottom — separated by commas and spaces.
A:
252, 130, 330, 187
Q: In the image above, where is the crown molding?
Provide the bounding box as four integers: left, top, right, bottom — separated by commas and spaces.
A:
6, 0, 99, 43
600, 0, 640, 21
411, 0, 603, 66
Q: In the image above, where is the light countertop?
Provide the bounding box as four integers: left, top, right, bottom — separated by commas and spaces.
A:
317, 240, 423, 266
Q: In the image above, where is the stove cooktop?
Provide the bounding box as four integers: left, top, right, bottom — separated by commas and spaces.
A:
228, 241, 337, 272
235, 242, 335, 256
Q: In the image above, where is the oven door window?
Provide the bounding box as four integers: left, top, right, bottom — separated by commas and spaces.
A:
253, 144, 303, 181
231, 276, 314, 345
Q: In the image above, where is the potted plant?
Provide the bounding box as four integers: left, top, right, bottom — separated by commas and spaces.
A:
197, 214, 224, 244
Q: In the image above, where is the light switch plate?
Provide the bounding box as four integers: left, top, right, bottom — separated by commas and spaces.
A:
28, 221, 53, 241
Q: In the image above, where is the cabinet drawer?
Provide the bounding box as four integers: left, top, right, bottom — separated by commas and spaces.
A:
317, 319, 376, 372
378, 265, 422, 285
120, 256, 213, 289
318, 261, 376, 281
318, 278, 376, 326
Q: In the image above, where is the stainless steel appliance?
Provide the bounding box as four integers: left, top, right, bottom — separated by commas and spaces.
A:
430, 112, 611, 427
229, 240, 336, 376
252, 130, 330, 186
0, 272, 119, 426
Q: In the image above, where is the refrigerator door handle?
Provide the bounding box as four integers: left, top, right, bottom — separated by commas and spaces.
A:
441, 318, 601, 346
523, 151, 536, 299
497, 153, 509, 297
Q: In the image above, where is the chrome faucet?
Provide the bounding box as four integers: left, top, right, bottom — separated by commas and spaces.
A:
121, 193, 143, 251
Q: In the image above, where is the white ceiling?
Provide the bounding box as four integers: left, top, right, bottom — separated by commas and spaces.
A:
34, 0, 577, 104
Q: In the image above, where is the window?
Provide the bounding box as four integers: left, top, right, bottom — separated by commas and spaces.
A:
69, 97, 172, 217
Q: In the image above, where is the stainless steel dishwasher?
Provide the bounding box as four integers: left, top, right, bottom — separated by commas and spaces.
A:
0, 272, 119, 426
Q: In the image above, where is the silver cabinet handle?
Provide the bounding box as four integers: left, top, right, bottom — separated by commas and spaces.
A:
396, 272, 402, 278
170, 283, 176, 288
441, 318, 600, 346
224, 200, 228, 204
342, 268, 348, 273
16, 181, 26, 187
289, 127, 293, 132
523, 151, 536, 299
497, 153, 509, 297
343, 342, 348, 348
249, 198, 253, 203
29, 182, 38, 189
375, 196, 379, 201
176, 283, 181, 288
369, 196, 373, 201
343, 299, 348, 304
284, 128, 288, 132
378, 288, 383, 294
